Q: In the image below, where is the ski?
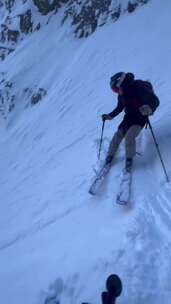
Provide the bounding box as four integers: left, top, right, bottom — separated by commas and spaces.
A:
89, 162, 111, 195
116, 168, 132, 205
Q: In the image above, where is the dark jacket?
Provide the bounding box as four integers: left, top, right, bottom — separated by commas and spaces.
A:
109, 80, 159, 127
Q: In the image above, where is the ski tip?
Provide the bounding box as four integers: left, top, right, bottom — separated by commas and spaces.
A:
89, 189, 96, 196
116, 198, 128, 205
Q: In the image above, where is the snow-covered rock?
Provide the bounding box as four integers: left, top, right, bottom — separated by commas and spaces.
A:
0, 0, 151, 61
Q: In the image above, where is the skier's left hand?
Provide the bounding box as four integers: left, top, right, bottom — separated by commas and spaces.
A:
101, 114, 113, 121
139, 105, 152, 116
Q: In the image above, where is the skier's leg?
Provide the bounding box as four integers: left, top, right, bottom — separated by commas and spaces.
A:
106, 128, 124, 163
125, 125, 142, 167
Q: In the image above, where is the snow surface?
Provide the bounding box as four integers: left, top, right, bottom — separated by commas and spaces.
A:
1, 0, 171, 303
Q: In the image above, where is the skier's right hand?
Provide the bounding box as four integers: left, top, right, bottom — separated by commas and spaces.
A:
102, 114, 113, 121
139, 105, 152, 116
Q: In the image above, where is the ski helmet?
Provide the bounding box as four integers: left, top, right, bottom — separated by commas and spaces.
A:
110, 72, 135, 90
110, 72, 126, 89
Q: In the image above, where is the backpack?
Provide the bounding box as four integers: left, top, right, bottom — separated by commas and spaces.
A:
135, 80, 159, 113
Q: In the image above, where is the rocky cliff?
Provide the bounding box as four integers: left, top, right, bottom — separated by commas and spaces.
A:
0, 0, 150, 61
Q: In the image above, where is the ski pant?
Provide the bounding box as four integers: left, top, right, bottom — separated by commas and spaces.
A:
107, 125, 142, 159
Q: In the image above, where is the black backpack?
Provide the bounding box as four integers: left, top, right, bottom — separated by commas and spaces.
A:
135, 80, 159, 113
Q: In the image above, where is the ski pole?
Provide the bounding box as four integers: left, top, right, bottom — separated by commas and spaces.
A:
98, 120, 105, 160
147, 118, 169, 182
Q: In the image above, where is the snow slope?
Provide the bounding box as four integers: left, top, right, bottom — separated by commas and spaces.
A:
1, 0, 171, 303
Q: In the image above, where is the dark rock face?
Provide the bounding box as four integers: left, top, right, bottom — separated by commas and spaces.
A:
62, 0, 151, 38
0, 76, 14, 119
31, 88, 47, 105
7, 29, 20, 42
0, 72, 48, 119
127, 0, 149, 13
4, 0, 15, 13
0, 0, 69, 61
0, 46, 14, 61
32, 0, 65, 15
62, 0, 113, 38
0, 0, 151, 61
0, 0, 151, 122
19, 9, 33, 34
1, 24, 17, 44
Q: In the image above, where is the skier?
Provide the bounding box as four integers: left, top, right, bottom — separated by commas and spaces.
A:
102, 72, 159, 171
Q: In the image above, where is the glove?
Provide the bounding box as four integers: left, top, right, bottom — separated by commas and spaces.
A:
139, 105, 152, 116
102, 114, 113, 121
